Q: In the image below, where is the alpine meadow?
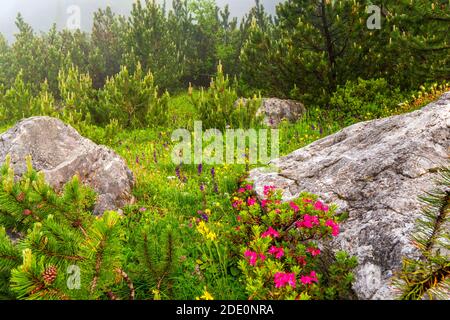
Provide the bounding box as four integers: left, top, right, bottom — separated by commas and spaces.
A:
0, 0, 448, 302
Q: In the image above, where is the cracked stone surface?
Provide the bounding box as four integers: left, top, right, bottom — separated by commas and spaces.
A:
0, 116, 135, 214
249, 92, 450, 300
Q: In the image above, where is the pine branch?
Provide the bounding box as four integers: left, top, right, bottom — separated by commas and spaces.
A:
116, 268, 135, 300
395, 166, 450, 300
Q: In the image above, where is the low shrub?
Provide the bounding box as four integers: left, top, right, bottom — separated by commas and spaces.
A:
230, 182, 357, 300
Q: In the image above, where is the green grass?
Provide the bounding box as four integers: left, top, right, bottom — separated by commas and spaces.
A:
0, 86, 446, 300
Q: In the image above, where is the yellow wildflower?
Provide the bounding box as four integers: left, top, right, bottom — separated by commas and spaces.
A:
196, 288, 214, 300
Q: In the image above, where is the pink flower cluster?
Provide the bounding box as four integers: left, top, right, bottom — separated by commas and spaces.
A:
296, 214, 320, 229
261, 227, 280, 238
244, 250, 266, 266
247, 197, 256, 206
239, 185, 253, 193
263, 185, 276, 196
289, 202, 300, 213
261, 199, 269, 208
274, 272, 296, 289
300, 271, 318, 285
307, 247, 321, 256
268, 246, 285, 259
326, 219, 340, 236
314, 200, 329, 212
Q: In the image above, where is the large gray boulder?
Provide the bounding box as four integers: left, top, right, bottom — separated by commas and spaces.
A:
257, 98, 306, 127
0, 116, 135, 214
249, 92, 450, 300
236, 98, 306, 127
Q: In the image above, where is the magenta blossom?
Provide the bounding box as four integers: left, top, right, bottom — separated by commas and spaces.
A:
274, 272, 296, 289
247, 198, 257, 206
244, 250, 265, 266
261, 199, 269, 208
268, 246, 285, 259
244, 250, 258, 266
246, 184, 253, 191
307, 247, 321, 256
314, 200, 329, 212
261, 227, 280, 238
326, 219, 340, 236
300, 271, 318, 285
296, 214, 320, 229
289, 201, 300, 213
238, 188, 246, 193
263, 185, 276, 196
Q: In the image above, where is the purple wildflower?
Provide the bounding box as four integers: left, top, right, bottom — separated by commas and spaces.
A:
176, 165, 182, 181
211, 167, 216, 178
198, 163, 203, 175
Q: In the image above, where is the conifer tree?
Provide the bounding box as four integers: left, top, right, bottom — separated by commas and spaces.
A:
395, 166, 450, 300
191, 62, 261, 130
99, 63, 169, 128
123, 0, 182, 91
89, 7, 126, 89
0, 34, 11, 87
58, 64, 95, 122
0, 155, 128, 300
0, 71, 34, 122
390, 0, 450, 87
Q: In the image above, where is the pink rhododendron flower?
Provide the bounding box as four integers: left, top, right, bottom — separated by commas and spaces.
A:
261, 227, 280, 238
244, 250, 258, 266
268, 246, 285, 259
326, 219, 340, 236
238, 188, 246, 193
244, 250, 265, 266
275, 209, 281, 214
303, 198, 312, 204
314, 200, 329, 212
247, 198, 256, 206
300, 271, 318, 285
246, 184, 253, 191
289, 202, 300, 212
307, 247, 321, 256
261, 199, 269, 208
296, 214, 320, 229
274, 272, 296, 289
263, 185, 276, 196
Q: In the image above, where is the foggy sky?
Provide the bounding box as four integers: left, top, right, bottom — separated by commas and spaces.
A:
0, 0, 282, 43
